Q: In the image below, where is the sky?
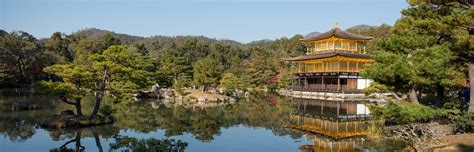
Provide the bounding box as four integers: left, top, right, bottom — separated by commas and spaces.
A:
0, 0, 407, 43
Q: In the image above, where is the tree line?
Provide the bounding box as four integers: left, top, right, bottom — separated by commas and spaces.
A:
0, 27, 313, 118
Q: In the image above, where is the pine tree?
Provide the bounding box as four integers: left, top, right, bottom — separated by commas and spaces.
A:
362, 0, 473, 104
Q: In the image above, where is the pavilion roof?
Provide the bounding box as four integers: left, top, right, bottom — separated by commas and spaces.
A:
302, 27, 373, 42
285, 51, 371, 61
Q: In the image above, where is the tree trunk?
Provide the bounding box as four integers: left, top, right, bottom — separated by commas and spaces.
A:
75, 129, 84, 152
16, 56, 28, 84
90, 70, 108, 119
59, 96, 83, 117
75, 98, 83, 117
391, 92, 403, 102
90, 86, 105, 119
436, 84, 445, 107
59, 129, 83, 151
92, 130, 103, 152
409, 84, 420, 104
469, 61, 474, 113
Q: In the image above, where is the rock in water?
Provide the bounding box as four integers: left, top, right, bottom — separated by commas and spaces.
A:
13, 100, 29, 110
151, 83, 160, 94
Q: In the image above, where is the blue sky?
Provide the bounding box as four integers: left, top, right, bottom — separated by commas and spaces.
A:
1, 0, 407, 43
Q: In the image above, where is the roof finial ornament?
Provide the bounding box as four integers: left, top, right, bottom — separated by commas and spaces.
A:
333, 22, 340, 29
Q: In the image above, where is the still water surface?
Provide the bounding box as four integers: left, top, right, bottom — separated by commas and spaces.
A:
0, 88, 405, 151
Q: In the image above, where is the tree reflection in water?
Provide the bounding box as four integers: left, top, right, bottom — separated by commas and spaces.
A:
110, 136, 188, 152
111, 93, 303, 142
1, 92, 307, 151
48, 125, 119, 152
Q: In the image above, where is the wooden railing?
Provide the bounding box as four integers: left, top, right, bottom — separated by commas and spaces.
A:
292, 86, 360, 93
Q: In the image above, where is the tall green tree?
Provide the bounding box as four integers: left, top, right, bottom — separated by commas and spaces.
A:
42, 45, 157, 118
362, 33, 464, 103
0, 64, 13, 85
362, 0, 472, 104
193, 58, 223, 91
99, 33, 122, 51
276, 68, 294, 90
44, 32, 72, 64
220, 72, 245, 95
159, 47, 192, 88
71, 39, 106, 65
0, 31, 41, 85
244, 48, 274, 87
42, 64, 92, 117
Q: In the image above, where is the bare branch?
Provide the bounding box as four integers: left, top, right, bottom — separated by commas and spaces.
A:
59, 95, 77, 105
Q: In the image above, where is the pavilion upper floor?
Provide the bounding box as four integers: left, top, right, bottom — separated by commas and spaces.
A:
301, 25, 372, 55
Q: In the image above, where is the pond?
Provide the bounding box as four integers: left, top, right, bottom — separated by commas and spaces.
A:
0, 88, 406, 151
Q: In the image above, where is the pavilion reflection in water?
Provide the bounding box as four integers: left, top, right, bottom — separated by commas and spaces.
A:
288, 98, 376, 152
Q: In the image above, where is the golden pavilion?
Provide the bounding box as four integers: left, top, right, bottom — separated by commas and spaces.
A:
287, 24, 373, 93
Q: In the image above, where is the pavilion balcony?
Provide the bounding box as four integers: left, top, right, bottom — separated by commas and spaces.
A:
292, 85, 360, 93
291, 57, 370, 74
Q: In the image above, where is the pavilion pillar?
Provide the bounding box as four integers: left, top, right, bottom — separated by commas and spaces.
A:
337, 76, 341, 92
304, 76, 307, 89
347, 61, 349, 72
355, 78, 358, 92
298, 77, 301, 88
322, 76, 325, 90
356, 42, 358, 52
356, 61, 359, 72
346, 102, 350, 119
338, 60, 341, 92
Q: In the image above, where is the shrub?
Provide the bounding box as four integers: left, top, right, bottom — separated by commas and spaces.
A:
369, 101, 474, 133
449, 113, 474, 133
100, 105, 115, 116
368, 102, 441, 124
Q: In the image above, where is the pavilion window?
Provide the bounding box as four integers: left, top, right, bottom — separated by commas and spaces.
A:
318, 63, 323, 72
308, 64, 315, 72
334, 40, 341, 50
340, 60, 348, 72
357, 42, 364, 52
356, 62, 359, 72
349, 61, 357, 72
325, 62, 329, 72
299, 63, 305, 73
331, 61, 337, 72
328, 62, 333, 72
321, 42, 328, 51
315, 43, 321, 52
303, 64, 308, 73
349, 42, 356, 51
356, 42, 358, 52
328, 41, 334, 51
343, 42, 349, 50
